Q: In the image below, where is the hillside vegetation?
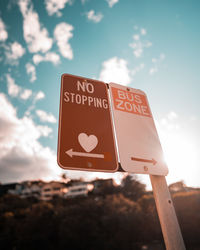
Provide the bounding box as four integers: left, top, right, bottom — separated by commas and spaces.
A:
0, 176, 199, 250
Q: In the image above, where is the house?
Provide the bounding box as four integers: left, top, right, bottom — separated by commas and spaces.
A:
20, 181, 44, 199
0, 183, 19, 196
169, 181, 188, 193
0, 180, 94, 200
64, 182, 94, 198
40, 181, 67, 201
0, 181, 45, 199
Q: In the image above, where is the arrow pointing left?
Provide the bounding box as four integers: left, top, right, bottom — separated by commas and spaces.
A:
66, 149, 104, 159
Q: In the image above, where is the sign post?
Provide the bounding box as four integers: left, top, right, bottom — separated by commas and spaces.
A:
150, 175, 186, 250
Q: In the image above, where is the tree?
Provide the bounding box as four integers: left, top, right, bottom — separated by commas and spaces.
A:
120, 175, 146, 201
60, 173, 70, 183
172, 191, 200, 247
138, 194, 163, 243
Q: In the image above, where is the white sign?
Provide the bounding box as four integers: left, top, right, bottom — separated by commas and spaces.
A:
109, 82, 168, 176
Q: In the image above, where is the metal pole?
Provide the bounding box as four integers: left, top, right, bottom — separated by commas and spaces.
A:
150, 175, 186, 250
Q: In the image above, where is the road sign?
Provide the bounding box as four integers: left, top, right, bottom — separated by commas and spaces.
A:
109, 82, 168, 176
57, 74, 118, 172
57, 76, 185, 250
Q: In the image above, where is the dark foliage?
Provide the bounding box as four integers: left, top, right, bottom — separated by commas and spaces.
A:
0, 178, 199, 250
120, 175, 146, 201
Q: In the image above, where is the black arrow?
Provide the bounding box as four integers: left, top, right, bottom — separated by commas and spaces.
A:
131, 157, 157, 165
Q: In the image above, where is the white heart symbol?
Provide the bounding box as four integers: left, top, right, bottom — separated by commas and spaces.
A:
78, 133, 98, 153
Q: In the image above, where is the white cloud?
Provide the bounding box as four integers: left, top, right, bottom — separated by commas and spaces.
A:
106, 0, 119, 8
149, 67, 157, 75
33, 52, 60, 65
158, 112, 180, 131
45, 0, 71, 16
133, 34, 140, 41
37, 125, 53, 137
20, 89, 32, 100
130, 40, 152, 58
0, 18, 8, 41
5, 42, 25, 65
18, 0, 53, 53
8, 42, 25, 59
167, 111, 178, 121
35, 91, 45, 101
6, 74, 21, 97
160, 53, 166, 60
0, 93, 60, 183
131, 63, 145, 76
24, 91, 46, 116
152, 58, 157, 63
129, 28, 152, 58
36, 109, 57, 123
99, 57, 131, 85
81, 0, 88, 4
86, 10, 103, 23
140, 28, 146, 35
54, 22, 74, 59
6, 74, 32, 100
149, 53, 165, 75
26, 62, 36, 82
32, 54, 43, 64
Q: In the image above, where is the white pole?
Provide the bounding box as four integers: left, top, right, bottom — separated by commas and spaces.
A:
150, 175, 186, 250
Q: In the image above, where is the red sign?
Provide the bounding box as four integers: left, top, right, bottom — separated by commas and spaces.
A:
111, 87, 152, 117
57, 74, 118, 172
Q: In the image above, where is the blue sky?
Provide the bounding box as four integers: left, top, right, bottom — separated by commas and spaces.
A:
0, 0, 200, 188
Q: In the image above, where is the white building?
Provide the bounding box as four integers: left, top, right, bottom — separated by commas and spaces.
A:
3, 180, 94, 200
64, 182, 93, 198
41, 182, 67, 201
7, 181, 44, 199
